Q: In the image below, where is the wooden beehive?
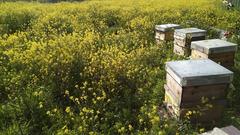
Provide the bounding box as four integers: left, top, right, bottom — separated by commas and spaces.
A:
164, 59, 233, 122
155, 24, 181, 43
165, 85, 226, 122
174, 28, 206, 56
191, 39, 238, 68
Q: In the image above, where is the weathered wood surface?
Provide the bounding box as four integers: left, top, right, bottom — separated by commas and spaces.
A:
174, 30, 205, 56
164, 84, 227, 107
155, 24, 181, 42
155, 31, 174, 41
166, 59, 233, 86
174, 35, 187, 47
166, 74, 228, 105
201, 125, 240, 135
174, 28, 207, 38
174, 35, 206, 47
191, 39, 238, 54
164, 88, 225, 122
173, 44, 190, 56
165, 101, 225, 122
191, 49, 235, 67
155, 24, 181, 32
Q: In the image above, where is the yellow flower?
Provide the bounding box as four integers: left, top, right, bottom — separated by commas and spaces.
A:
128, 124, 133, 131
199, 128, 205, 133
65, 106, 71, 113
39, 102, 43, 108
53, 108, 57, 112
65, 90, 69, 95
46, 111, 51, 115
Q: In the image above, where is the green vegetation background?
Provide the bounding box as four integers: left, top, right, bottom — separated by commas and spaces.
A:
0, 0, 240, 134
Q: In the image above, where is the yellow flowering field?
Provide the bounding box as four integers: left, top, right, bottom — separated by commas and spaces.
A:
0, 0, 240, 134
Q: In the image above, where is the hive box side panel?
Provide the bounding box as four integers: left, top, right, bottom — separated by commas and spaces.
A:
183, 75, 232, 86
191, 39, 238, 54
174, 36, 187, 47
209, 51, 235, 58
173, 45, 190, 56
156, 31, 175, 41
166, 74, 183, 101
155, 31, 165, 40
164, 84, 180, 107
165, 97, 226, 122
166, 74, 228, 104
191, 49, 209, 59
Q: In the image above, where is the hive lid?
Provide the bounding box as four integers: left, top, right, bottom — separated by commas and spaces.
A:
174, 28, 206, 38
166, 59, 233, 86
191, 39, 238, 54
155, 24, 181, 32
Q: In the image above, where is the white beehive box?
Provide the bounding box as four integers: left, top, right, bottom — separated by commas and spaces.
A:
155, 24, 181, 42
166, 59, 233, 86
164, 59, 233, 121
174, 28, 206, 56
191, 39, 238, 68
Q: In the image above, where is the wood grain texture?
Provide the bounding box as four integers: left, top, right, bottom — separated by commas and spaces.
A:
173, 44, 190, 56
191, 49, 235, 68
166, 74, 228, 106
164, 93, 226, 122
156, 31, 174, 41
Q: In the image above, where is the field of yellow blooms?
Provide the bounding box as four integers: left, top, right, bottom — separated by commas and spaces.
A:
0, 0, 240, 134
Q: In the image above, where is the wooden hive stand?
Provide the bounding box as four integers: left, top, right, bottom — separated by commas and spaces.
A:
155, 24, 181, 43
164, 59, 233, 123
174, 28, 206, 56
191, 39, 238, 69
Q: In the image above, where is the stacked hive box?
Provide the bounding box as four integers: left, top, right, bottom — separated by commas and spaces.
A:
191, 39, 238, 69
164, 59, 233, 122
174, 28, 206, 56
155, 24, 181, 43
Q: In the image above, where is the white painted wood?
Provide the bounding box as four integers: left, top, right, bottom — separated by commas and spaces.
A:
191, 39, 238, 54
155, 24, 181, 32
175, 28, 206, 38
201, 126, 240, 135
166, 59, 233, 86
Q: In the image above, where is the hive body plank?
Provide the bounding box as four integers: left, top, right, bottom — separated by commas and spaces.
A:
173, 28, 206, 56
191, 39, 237, 68
166, 73, 227, 105
164, 59, 233, 122
155, 24, 181, 42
